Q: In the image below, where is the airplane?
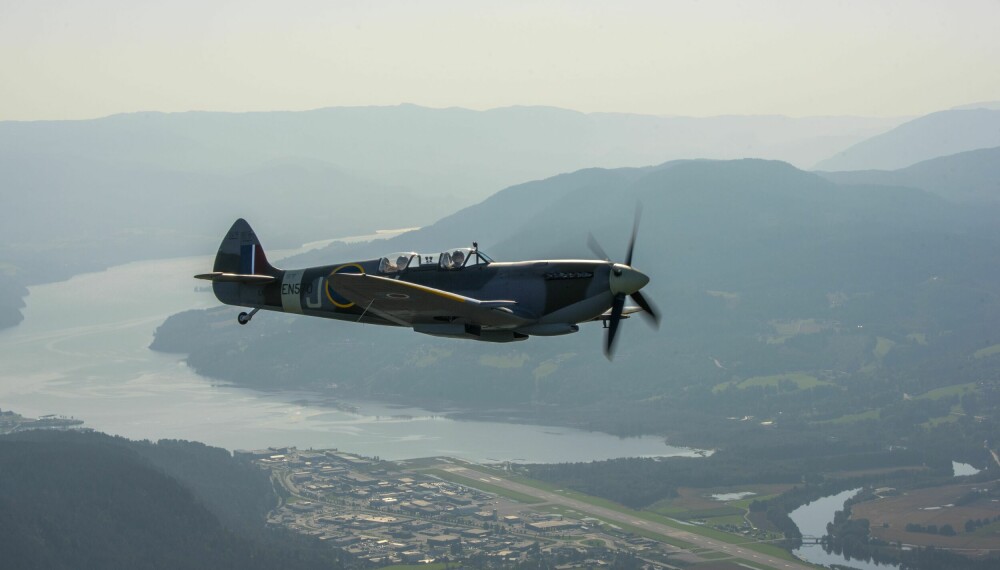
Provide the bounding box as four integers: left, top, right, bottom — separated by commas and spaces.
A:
195, 215, 659, 358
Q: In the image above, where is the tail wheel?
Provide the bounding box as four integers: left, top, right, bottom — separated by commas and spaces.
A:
237, 307, 259, 325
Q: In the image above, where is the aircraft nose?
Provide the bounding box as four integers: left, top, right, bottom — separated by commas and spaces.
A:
610, 264, 649, 295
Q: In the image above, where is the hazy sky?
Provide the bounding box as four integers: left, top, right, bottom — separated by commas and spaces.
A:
2, 0, 998, 121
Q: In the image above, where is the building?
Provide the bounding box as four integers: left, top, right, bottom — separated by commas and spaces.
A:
426, 534, 461, 548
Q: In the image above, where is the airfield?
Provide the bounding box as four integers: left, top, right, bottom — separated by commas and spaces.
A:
257, 448, 818, 570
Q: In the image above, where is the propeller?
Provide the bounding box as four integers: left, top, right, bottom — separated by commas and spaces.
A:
589, 204, 660, 359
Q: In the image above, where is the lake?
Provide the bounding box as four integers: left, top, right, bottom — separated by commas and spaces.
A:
0, 243, 698, 463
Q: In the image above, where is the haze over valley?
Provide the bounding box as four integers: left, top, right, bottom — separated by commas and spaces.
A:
4, 2, 1000, 569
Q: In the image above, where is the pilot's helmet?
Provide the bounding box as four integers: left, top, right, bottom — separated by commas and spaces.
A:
452, 250, 465, 266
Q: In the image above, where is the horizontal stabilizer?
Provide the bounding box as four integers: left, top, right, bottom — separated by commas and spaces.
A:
194, 272, 275, 284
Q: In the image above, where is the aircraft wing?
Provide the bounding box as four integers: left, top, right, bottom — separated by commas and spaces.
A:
329, 273, 530, 328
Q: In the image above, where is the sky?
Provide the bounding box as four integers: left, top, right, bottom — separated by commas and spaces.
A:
2, 0, 999, 121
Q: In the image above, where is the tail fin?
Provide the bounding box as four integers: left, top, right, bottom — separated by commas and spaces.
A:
213, 218, 276, 275
195, 219, 278, 284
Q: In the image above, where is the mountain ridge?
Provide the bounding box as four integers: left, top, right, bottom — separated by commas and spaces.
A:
818, 146, 1000, 203
814, 108, 1000, 171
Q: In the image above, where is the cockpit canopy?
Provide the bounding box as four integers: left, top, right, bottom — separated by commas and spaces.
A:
378, 247, 493, 275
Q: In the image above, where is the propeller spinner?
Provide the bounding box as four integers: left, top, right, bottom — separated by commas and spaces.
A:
588, 205, 660, 359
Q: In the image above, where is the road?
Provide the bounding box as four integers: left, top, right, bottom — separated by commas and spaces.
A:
439, 464, 817, 570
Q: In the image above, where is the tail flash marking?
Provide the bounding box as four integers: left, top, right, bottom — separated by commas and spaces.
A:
240, 244, 257, 274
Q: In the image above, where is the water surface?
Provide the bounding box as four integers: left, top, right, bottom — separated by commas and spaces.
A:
0, 248, 695, 463
789, 488, 899, 570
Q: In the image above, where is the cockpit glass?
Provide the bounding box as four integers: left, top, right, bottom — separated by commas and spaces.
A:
379, 252, 415, 274
382, 248, 491, 272
439, 248, 471, 269
438, 247, 491, 269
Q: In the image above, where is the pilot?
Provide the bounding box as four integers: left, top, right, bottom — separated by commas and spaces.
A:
451, 250, 465, 268
396, 255, 409, 270
383, 258, 397, 273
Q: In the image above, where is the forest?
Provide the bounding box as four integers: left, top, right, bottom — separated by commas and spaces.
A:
0, 430, 353, 570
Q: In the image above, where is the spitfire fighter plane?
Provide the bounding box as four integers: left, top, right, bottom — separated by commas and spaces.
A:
195, 217, 659, 357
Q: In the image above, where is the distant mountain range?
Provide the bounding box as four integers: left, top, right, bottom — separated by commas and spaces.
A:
0, 104, 903, 330
7, 103, 1000, 331
0, 105, 903, 262
813, 108, 1000, 171
819, 146, 1000, 203
1, 105, 902, 202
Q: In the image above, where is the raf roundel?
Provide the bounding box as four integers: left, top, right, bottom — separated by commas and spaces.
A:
325, 264, 365, 308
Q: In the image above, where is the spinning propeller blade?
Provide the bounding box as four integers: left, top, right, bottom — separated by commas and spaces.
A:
587, 233, 611, 261
630, 290, 660, 328
605, 293, 626, 359
598, 203, 661, 359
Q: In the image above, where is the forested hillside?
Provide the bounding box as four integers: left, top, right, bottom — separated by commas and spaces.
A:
0, 430, 349, 570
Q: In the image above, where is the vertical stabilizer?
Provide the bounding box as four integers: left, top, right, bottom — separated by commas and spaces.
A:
212, 218, 277, 276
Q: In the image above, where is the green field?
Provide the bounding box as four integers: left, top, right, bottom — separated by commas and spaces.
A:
478, 353, 528, 368
0, 262, 20, 276
764, 318, 829, 344
921, 404, 964, 428
873, 336, 895, 358
916, 383, 978, 400
815, 409, 880, 424
410, 347, 453, 367
714, 372, 831, 393
974, 344, 1000, 359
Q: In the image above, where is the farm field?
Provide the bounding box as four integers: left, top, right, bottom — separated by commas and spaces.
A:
713, 373, 832, 393
852, 482, 1000, 551
648, 484, 795, 526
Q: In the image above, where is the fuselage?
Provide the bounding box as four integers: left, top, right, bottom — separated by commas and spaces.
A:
198, 218, 656, 351
213, 258, 618, 333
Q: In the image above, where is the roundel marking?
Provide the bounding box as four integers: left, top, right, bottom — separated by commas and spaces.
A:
325, 263, 365, 308
385, 292, 410, 300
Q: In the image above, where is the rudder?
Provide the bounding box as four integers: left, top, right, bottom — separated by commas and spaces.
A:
212, 218, 277, 276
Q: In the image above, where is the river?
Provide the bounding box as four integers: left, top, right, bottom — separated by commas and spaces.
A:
790, 488, 899, 570
0, 241, 696, 463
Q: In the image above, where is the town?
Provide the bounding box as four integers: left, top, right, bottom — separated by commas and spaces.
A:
0, 409, 83, 434
243, 447, 695, 569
